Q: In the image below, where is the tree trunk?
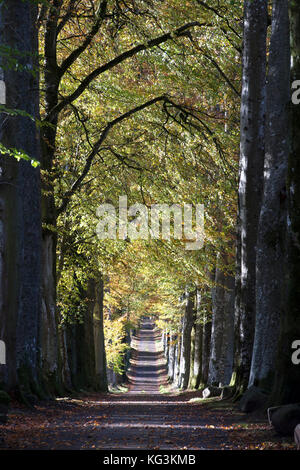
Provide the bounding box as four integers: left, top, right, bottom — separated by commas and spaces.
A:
64, 274, 107, 392
237, 0, 268, 391
39, 1, 62, 394
250, 0, 290, 392
164, 330, 169, 359
232, 215, 242, 391
173, 335, 181, 386
168, 333, 176, 381
189, 326, 195, 388
40, 230, 60, 395
84, 278, 98, 389
270, 0, 300, 405
208, 263, 225, 385
220, 273, 235, 386
59, 326, 72, 391
193, 323, 203, 389
178, 289, 194, 389
201, 296, 212, 385
189, 288, 202, 389
93, 276, 108, 391
0, 1, 42, 400
66, 323, 78, 390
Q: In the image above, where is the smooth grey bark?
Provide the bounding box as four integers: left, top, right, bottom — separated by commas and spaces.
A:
220, 274, 235, 385
193, 322, 203, 388
270, 0, 300, 405
59, 327, 72, 390
40, 229, 59, 393
237, 0, 268, 390
64, 275, 87, 391
66, 322, 81, 391
65, 274, 107, 392
178, 290, 194, 389
208, 263, 225, 385
232, 178, 242, 390
249, 0, 290, 391
105, 306, 118, 388
0, 1, 42, 396
201, 297, 212, 385
39, 1, 61, 394
168, 332, 176, 380
173, 335, 181, 385
93, 276, 108, 391
163, 330, 169, 359
189, 326, 195, 387
83, 278, 98, 389
120, 328, 132, 385
208, 259, 235, 387
190, 288, 202, 389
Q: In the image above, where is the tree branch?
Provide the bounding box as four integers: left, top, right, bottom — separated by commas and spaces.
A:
195, 0, 242, 39
58, 0, 108, 78
56, 0, 77, 37
57, 95, 168, 215
44, 0, 63, 75
197, 47, 239, 96
47, 21, 209, 122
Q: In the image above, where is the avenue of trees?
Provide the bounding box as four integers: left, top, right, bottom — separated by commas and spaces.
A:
0, 0, 299, 419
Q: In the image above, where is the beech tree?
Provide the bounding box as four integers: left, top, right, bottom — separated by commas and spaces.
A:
234, 0, 268, 392
270, 0, 300, 405
0, 0, 42, 400
177, 288, 194, 389
249, 0, 290, 391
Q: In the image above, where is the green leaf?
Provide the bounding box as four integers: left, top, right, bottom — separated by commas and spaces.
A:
0, 142, 40, 166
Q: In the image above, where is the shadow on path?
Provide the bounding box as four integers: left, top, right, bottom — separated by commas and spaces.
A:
127, 318, 169, 394
0, 320, 280, 450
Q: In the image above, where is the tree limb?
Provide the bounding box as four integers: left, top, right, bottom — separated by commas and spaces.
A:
47, 21, 209, 122
58, 0, 108, 78
56, 0, 77, 37
195, 0, 242, 39
57, 95, 168, 214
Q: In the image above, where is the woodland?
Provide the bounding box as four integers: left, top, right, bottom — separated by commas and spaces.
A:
0, 0, 300, 451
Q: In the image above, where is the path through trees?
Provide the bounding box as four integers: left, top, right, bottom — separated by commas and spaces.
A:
1, 0, 300, 453
0, 320, 294, 450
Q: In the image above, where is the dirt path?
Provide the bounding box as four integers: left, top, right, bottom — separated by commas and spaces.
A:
0, 321, 293, 450
127, 318, 169, 394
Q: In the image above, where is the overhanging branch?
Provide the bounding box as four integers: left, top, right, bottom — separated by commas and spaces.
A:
58, 0, 108, 78
57, 95, 168, 215
47, 21, 209, 122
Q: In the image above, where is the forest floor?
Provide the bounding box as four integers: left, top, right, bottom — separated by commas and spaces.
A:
0, 320, 295, 451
